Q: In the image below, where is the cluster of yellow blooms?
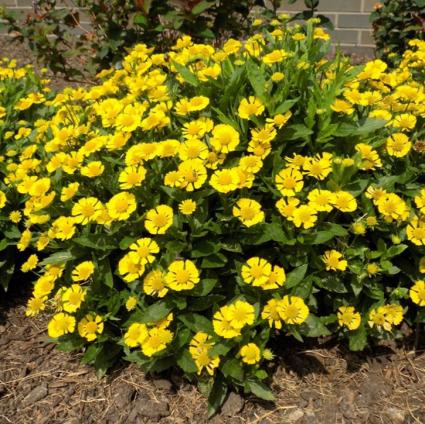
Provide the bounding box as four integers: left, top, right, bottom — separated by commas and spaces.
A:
0, 18, 424, 378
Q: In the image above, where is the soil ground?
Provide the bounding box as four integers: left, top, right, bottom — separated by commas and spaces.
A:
1, 39, 424, 424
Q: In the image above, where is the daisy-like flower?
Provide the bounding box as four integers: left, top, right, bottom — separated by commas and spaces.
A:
337, 306, 361, 330
165, 259, 200, 291
232, 198, 264, 227
78, 314, 104, 341
241, 257, 272, 286
322, 250, 347, 271
145, 204, 173, 235
240, 343, 261, 364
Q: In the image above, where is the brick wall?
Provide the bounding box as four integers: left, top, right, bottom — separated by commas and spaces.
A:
2, 0, 377, 57
280, 0, 376, 57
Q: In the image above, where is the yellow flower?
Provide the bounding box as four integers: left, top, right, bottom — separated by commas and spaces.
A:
60, 182, 79, 202
261, 298, 284, 329
210, 124, 240, 153
143, 269, 168, 297
241, 257, 272, 286
279, 296, 309, 325
118, 165, 147, 190
262, 49, 288, 65
275, 197, 300, 221
386, 133, 412, 158
303, 152, 333, 180
232, 198, 264, 227
125, 295, 138, 311
81, 161, 105, 178
176, 159, 207, 191
331, 99, 354, 115
9, 210, 22, 223
72, 261, 95, 282
213, 305, 241, 338
391, 113, 416, 131
262, 264, 286, 290
187, 95, 209, 112
17, 229, 32, 251
367, 263, 380, 276
106, 192, 137, 221
240, 343, 261, 365
179, 199, 197, 215
368, 306, 394, 331
271, 72, 284, 82
322, 250, 347, 271
415, 189, 425, 214
275, 167, 304, 197
62, 284, 87, 313
145, 204, 174, 235
78, 314, 104, 341
210, 168, 239, 193
410, 280, 425, 306
165, 259, 200, 291
48, 313, 76, 338
292, 205, 317, 229
25, 296, 47, 317
141, 327, 173, 357
419, 257, 425, 274
21, 254, 38, 272
227, 300, 255, 329
119, 252, 145, 283
337, 306, 361, 330
333, 191, 357, 213
238, 96, 265, 120
124, 323, 149, 347
355, 143, 382, 170
407, 217, 425, 246
129, 237, 159, 265
307, 189, 335, 212
71, 197, 103, 224
189, 332, 220, 376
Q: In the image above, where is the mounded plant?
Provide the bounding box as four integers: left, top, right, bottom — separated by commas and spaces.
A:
2, 18, 425, 414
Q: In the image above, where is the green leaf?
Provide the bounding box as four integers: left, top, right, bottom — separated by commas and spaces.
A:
273, 98, 298, 115
191, 278, 218, 296
303, 314, 331, 337
191, 0, 214, 15
179, 313, 213, 333
173, 62, 199, 87
221, 359, 244, 381
208, 375, 228, 418
201, 253, 227, 268
39, 250, 75, 266
285, 264, 308, 289
191, 240, 220, 258
247, 381, 275, 401
133, 13, 148, 26
81, 344, 100, 365
385, 244, 408, 258
348, 325, 367, 351
177, 350, 198, 373
95, 257, 114, 288
141, 301, 172, 324
189, 294, 225, 311
303, 223, 348, 245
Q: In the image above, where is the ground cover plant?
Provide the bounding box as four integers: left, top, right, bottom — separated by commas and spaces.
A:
1, 17, 425, 415
0, 61, 49, 290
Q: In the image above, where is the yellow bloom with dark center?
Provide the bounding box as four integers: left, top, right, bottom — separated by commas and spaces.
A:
232, 198, 264, 227
238, 96, 265, 120
145, 204, 174, 235
240, 343, 261, 365
322, 250, 347, 271
275, 167, 303, 197
78, 314, 104, 341
386, 133, 412, 158
106, 192, 137, 221
72, 197, 103, 224
178, 199, 197, 215
165, 259, 200, 291
410, 280, 425, 306
129, 237, 159, 265
72, 261, 95, 282
292, 205, 317, 229
337, 306, 361, 330
48, 313, 76, 338
241, 257, 272, 286
210, 124, 240, 153
279, 296, 309, 325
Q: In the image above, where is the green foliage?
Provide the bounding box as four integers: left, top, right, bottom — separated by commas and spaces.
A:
371, 0, 425, 66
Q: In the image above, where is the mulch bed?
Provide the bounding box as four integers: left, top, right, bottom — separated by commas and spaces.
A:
1, 39, 424, 424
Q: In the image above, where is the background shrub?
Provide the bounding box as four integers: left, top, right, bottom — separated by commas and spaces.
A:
371, 0, 425, 66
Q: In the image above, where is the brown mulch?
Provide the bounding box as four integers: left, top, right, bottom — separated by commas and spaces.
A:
0, 39, 424, 424
1, 282, 425, 424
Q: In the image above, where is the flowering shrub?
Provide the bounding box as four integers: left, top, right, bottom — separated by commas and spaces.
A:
0, 61, 49, 290
3, 17, 425, 412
